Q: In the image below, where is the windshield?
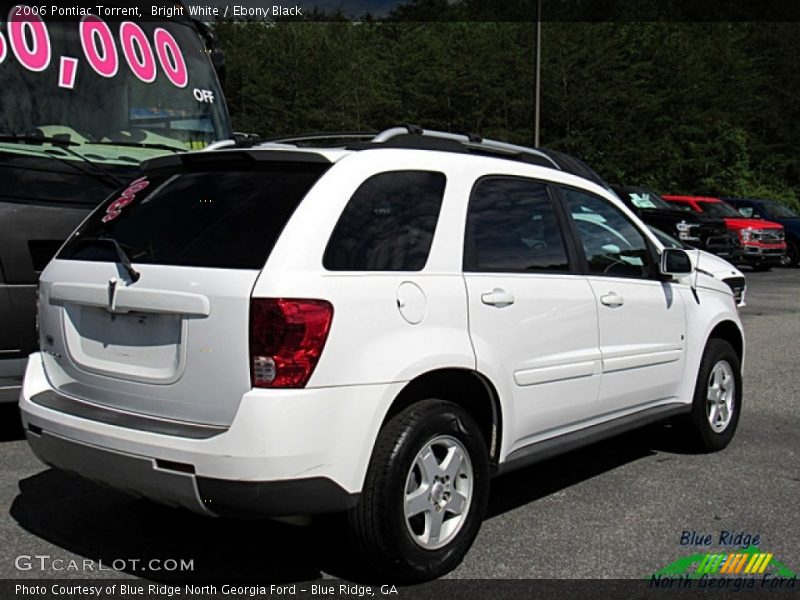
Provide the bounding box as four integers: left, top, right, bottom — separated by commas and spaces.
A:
649, 226, 684, 249
763, 201, 799, 219
0, 10, 232, 165
624, 188, 673, 210
698, 200, 740, 217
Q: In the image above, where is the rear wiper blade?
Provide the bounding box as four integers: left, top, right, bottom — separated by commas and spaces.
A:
79, 237, 140, 282
86, 140, 184, 154
0, 132, 125, 188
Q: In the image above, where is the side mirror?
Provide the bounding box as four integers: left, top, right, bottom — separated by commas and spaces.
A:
660, 248, 693, 277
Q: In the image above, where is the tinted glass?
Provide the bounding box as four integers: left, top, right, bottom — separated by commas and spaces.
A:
763, 202, 799, 219
624, 189, 672, 209
323, 171, 445, 271
563, 188, 652, 279
649, 227, 684, 249
0, 18, 231, 155
58, 163, 328, 269
698, 201, 740, 217
465, 178, 570, 272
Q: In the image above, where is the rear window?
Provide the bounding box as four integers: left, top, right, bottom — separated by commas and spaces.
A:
58, 163, 328, 269
323, 171, 446, 271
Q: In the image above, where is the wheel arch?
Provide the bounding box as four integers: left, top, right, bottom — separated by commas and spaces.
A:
707, 319, 744, 365
381, 368, 503, 467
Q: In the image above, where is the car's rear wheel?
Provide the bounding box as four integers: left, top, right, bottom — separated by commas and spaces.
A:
348, 399, 489, 581
679, 338, 742, 452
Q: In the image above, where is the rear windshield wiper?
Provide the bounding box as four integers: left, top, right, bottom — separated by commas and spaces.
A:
86, 141, 185, 154
76, 237, 141, 282
0, 132, 124, 188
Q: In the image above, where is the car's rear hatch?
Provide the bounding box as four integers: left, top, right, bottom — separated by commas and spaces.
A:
37, 150, 330, 427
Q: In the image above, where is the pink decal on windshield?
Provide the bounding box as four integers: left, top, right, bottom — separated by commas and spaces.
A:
0, 29, 6, 64
154, 28, 188, 88
102, 177, 150, 224
58, 56, 78, 89
80, 15, 118, 78
120, 21, 156, 83
9, 6, 51, 72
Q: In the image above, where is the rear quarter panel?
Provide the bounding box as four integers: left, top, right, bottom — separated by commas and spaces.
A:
252, 151, 478, 388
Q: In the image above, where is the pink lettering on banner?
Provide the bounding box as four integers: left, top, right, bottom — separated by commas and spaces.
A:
154, 28, 188, 88
80, 14, 118, 78
9, 6, 51, 72
3, 11, 190, 90
102, 177, 150, 224
120, 21, 156, 83
58, 56, 79, 89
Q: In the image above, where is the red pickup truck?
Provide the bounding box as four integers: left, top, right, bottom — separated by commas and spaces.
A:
663, 195, 786, 270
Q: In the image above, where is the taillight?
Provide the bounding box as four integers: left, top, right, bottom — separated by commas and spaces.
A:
249, 298, 333, 388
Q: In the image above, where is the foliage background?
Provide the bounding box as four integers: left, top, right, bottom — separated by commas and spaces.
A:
212, 8, 800, 208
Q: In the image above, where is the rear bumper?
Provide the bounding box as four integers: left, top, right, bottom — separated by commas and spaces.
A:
25, 428, 358, 516
20, 353, 403, 516
0, 382, 21, 404
0, 357, 26, 403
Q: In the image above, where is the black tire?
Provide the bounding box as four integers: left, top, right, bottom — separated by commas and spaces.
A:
348, 399, 490, 581
679, 338, 742, 452
781, 241, 799, 268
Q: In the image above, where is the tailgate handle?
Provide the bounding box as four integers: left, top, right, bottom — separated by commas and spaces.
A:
50, 283, 211, 316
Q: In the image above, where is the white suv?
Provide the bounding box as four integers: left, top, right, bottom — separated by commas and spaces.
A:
19, 127, 744, 580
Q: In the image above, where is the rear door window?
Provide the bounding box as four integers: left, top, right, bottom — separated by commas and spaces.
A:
464, 177, 571, 272
323, 171, 446, 271
58, 162, 329, 270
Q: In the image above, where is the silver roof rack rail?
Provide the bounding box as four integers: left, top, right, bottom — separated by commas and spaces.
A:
371, 126, 561, 170
263, 132, 377, 145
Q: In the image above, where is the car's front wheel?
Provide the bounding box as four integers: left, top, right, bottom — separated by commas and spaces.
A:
679, 338, 742, 452
781, 241, 799, 268
348, 399, 490, 581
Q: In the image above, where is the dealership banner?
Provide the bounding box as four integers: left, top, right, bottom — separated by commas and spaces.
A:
1, 0, 800, 22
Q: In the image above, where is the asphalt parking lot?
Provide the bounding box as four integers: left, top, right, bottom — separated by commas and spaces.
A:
0, 268, 797, 582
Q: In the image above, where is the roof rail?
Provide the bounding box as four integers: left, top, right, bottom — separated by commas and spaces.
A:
371, 126, 561, 170
262, 126, 558, 169
253, 125, 609, 189
263, 131, 377, 145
